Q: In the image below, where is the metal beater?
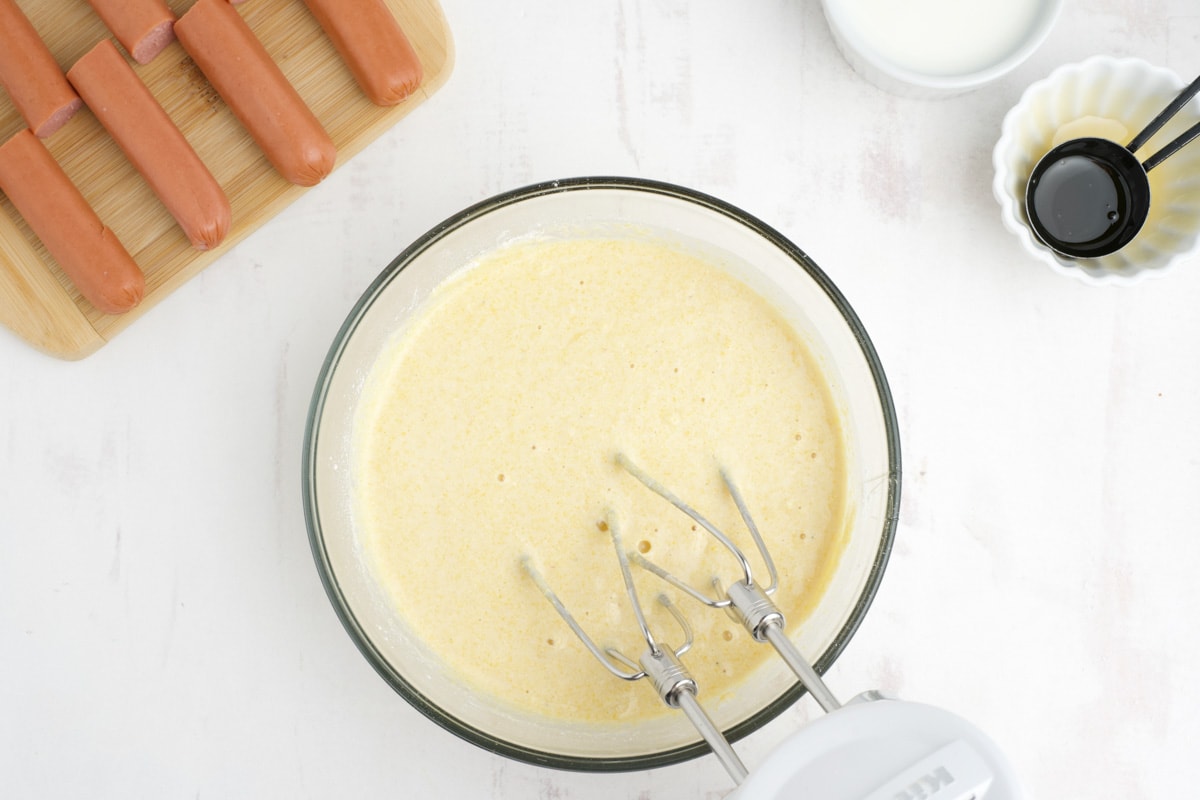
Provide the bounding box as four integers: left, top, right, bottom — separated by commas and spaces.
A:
521, 509, 751, 782
524, 454, 1028, 799
617, 452, 842, 714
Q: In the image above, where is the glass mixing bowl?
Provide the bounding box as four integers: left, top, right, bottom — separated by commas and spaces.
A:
302, 177, 900, 771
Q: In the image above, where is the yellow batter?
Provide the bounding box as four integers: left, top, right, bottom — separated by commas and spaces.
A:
353, 236, 848, 723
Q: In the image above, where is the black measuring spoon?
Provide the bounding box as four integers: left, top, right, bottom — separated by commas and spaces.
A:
1025, 73, 1200, 259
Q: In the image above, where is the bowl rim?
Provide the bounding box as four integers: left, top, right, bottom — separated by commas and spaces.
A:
821, 0, 1063, 91
301, 176, 903, 772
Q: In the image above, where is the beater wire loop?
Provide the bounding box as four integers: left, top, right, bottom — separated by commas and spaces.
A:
520, 554, 643, 681
520, 512, 695, 682
616, 453, 843, 713
616, 453, 778, 598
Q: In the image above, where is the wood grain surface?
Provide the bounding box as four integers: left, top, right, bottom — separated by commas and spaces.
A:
0, 0, 452, 359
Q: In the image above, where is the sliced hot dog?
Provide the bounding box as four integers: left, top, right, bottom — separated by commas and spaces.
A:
84, 0, 176, 65
0, 129, 144, 314
303, 0, 424, 106
174, 0, 336, 187
67, 40, 231, 251
0, 0, 83, 138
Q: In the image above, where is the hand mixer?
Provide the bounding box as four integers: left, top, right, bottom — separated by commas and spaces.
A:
523, 454, 1028, 799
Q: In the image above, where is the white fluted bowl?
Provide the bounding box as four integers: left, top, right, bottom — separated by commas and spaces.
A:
993, 56, 1200, 286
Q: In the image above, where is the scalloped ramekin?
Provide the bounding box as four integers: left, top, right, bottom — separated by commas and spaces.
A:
993, 56, 1200, 285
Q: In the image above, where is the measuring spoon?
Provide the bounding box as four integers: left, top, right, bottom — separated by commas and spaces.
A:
1025, 73, 1200, 259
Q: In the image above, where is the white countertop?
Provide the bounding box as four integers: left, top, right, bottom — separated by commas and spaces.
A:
4, 1, 1199, 797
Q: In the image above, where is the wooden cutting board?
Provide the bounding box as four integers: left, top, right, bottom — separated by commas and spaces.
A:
0, 0, 453, 360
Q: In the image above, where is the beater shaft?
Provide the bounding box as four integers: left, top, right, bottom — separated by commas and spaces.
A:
762, 621, 841, 712
725, 578, 842, 712
677, 690, 749, 783
638, 645, 749, 782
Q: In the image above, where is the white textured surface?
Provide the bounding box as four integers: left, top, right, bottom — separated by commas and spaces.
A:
3, 1, 1199, 797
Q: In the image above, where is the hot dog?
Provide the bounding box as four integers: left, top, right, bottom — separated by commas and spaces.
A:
0, 0, 83, 138
84, 0, 176, 65
67, 40, 231, 251
0, 129, 144, 314
174, 0, 336, 187
303, 0, 424, 106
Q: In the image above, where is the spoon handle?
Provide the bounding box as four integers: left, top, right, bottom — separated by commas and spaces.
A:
1143, 118, 1200, 173
1127, 73, 1200, 155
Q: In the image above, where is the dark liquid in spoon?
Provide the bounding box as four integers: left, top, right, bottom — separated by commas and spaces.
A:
1028, 154, 1126, 247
